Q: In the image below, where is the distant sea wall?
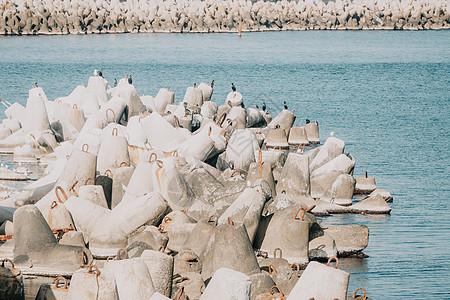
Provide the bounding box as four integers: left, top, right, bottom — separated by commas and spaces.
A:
1, 0, 449, 35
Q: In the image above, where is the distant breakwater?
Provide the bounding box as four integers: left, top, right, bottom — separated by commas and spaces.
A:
1, 0, 449, 35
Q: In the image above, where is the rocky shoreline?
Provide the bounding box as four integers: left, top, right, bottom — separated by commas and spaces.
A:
0, 0, 449, 35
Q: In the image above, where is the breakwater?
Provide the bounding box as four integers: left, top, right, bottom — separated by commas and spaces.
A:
0, 0, 449, 35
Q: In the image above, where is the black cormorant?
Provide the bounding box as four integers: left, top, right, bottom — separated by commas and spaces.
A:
231, 83, 236, 92
127, 75, 132, 84
262, 102, 266, 111
306, 119, 310, 124
283, 101, 288, 110
211, 80, 214, 88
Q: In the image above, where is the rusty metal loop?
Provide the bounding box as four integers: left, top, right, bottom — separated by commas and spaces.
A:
270, 285, 284, 298
326, 256, 339, 269
230, 170, 241, 178
82, 144, 89, 153
106, 108, 116, 123
274, 248, 282, 259
227, 217, 234, 226
104, 169, 112, 177
163, 216, 173, 224
215, 112, 227, 126
158, 246, 166, 253
268, 264, 277, 276
352, 287, 367, 299
1, 258, 15, 270
157, 224, 167, 233
144, 141, 153, 150
69, 181, 79, 197
112, 127, 118, 136
256, 250, 269, 259
50, 201, 58, 209
87, 264, 101, 275
156, 160, 164, 168
82, 251, 89, 267
116, 248, 129, 260
290, 262, 301, 276
72, 104, 78, 109
293, 208, 306, 221
55, 186, 68, 203
173, 286, 185, 300
149, 152, 157, 163
85, 178, 94, 185
52, 276, 68, 289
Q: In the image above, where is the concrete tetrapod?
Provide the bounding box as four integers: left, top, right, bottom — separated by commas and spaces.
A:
276, 153, 310, 197
200, 267, 251, 300
141, 112, 186, 152
35, 147, 97, 220
228, 106, 247, 129
309, 136, 345, 172
304, 122, 320, 144
265, 127, 289, 150
65, 191, 168, 256
104, 257, 156, 299
288, 125, 309, 146
13, 205, 92, 272
160, 211, 197, 253
96, 126, 130, 175
324, 225, 369, 256
225, 129, 260, 171
268, 109, 296, 133
182, 217, 217, 257
35, 276, 69, 300
287, 258, 349, 300
67, 265, 118, 299
350, 194, 392, 214
209, 220, 261, 277
177, 129, 215, 161
141, 249, 174, 297
246, 152, 276, 197
110, 165, 134, 208
321, 173, 356, 206
0, 258, 24, 300
151, 157, 196, 211
218, 188, 266, 244
260, 206, 312, 264
355, 172, 377, 194
310, 153, 356, 199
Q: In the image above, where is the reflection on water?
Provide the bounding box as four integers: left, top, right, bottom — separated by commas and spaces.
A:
0, 31, 449, 298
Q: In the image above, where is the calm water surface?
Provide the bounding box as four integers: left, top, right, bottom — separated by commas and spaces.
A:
0, 31, 449, 299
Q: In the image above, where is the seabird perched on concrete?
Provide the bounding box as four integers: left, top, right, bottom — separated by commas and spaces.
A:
254, 104, 259, 109
211, 80, 214, 88
306, 119, 310, 124
231, 83, 236, 92
127, 74, 132, 84
262, 102, 266, 111
114, 79, 118, 87
283, 101, 288, 109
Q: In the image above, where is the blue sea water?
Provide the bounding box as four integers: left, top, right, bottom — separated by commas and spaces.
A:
0, 31, 449, 299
